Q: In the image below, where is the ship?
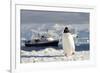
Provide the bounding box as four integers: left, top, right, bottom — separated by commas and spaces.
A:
25, 39, 59, 47
24, 29, 59, 47
25, 37, 59, 47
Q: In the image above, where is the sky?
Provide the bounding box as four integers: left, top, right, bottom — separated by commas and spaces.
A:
20, 10, 89, 39
21, 9, 89, 24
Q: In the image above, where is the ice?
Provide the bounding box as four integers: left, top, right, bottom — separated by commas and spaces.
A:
21, 48, 89, 63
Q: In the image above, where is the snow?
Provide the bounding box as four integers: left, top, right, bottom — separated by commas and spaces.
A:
21, 48, 89, 63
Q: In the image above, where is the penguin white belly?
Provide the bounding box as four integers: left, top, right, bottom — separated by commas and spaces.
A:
62, 33, 75, 56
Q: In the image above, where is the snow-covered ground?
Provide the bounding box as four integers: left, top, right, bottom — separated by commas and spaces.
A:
21, 48, 89, 63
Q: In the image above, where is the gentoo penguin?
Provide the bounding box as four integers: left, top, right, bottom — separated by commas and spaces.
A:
62, 27, 75, 57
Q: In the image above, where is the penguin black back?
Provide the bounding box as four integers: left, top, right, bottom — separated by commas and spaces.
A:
64, 27, 70, 33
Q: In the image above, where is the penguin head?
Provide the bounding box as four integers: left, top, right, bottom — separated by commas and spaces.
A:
64, 27, 70, 33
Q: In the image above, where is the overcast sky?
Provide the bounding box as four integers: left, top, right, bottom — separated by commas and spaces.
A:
20, 10, 89, 24
20, 10, 89, 39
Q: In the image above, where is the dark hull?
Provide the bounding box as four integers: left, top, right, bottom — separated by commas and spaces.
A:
25, 40, 59, 47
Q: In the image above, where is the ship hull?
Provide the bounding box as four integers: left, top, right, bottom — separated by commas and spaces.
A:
25, 40, 59, 47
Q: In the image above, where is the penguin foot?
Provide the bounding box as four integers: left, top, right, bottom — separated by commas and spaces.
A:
72, 52, 75, 55
65, 52, 75, 57
65, 54, 67, 57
